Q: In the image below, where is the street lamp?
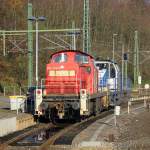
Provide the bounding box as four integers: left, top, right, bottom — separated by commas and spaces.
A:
28, 16, 46, 87
113, 33, 117, 62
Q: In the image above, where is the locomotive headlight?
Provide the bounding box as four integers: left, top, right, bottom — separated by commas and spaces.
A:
86, 66, 91, 73
60, 65, 64, 69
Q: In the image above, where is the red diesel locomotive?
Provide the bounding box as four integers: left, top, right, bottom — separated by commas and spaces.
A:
39, 50, 109, 121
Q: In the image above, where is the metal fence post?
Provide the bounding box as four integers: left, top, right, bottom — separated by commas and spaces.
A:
128, 98, 133, 114
128, 101, 130, 114
17, 97, 18, 115
144, 97, 147, 108
3, 87, 6, 96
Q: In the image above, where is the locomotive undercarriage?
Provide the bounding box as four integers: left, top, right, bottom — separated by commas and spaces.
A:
40, 96, 82, 122
39, 93, 109, 123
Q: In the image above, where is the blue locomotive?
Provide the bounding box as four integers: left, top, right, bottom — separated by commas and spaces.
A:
95, 60, 121, 105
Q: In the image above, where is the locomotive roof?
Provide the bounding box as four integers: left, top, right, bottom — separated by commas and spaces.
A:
50, 50, 94, 59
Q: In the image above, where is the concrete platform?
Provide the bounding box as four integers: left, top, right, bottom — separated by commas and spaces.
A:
0, 96, 35, 137
73, 106, 150, 150
72, 113, 115, 148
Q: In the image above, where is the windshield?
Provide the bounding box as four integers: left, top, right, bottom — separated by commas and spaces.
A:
53, 53, 67, 63
75, 54, 89, 63
96, 63, 108, 70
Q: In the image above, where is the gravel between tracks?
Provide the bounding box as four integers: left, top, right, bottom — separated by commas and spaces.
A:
115, 109, 150, 150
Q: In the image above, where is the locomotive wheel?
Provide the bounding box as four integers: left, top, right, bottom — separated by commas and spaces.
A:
50, 107, 58, 124
74, 109, 81, 122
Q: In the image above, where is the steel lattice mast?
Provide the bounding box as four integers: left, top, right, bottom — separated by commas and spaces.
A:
134, 31, 139, 88
83, 0, 91, 54
28, 3, 33, 88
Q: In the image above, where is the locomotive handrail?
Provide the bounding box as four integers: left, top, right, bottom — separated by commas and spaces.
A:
128, 96, 150, 114
129, 96, 150, 102
44, 84, 79, 87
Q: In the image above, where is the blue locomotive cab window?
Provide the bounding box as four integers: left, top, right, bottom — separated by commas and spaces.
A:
53, 53, 67, 63
75, 54, 89, 63
96, 63, 108, 70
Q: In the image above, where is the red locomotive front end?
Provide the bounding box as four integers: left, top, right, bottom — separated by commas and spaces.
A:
44, 50, 98, 96
41, 50, 99, 121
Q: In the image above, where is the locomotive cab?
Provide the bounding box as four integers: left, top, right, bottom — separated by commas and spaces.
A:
95, 60, 121, 105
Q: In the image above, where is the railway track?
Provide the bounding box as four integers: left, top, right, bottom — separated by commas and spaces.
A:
38, 101, 146, 150
1, 104, 146, 150
39, 110, 113, 150
0, 109, 113, 150
0, 94, 146, 150
0, 123, 53, 149
1, 97, 146, 150
3, 96, 145, 150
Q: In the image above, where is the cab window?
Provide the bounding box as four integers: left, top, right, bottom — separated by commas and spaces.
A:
75, 54, 89, 63
96, 63, 108, 70
53, 53, 67, 63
